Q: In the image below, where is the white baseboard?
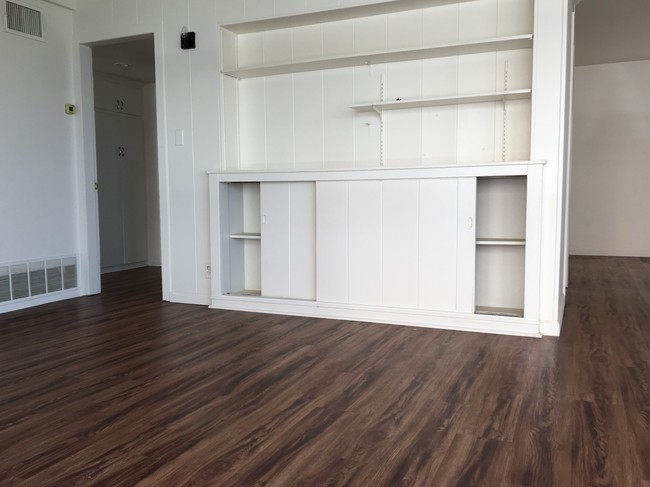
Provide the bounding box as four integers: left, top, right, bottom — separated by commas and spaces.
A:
210, 295, 543, 338
168, 292, 210, 306
0, 289, 84, 314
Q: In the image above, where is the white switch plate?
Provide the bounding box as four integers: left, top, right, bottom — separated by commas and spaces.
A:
174, 129, 184, 146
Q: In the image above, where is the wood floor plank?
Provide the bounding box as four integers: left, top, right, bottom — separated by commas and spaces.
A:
0, 259, 649, 485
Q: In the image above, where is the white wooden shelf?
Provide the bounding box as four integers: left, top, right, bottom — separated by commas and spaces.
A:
230, 233, 261, 240
350, 89, 531, 112
221, 0, 475, 34
223, 35, 533, 79
476, 238, 525, 246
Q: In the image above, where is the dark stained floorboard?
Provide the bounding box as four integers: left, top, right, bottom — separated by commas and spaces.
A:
0, 256, 649, 486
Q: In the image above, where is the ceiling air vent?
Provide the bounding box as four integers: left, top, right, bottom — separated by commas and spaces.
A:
4, 1, 43, 40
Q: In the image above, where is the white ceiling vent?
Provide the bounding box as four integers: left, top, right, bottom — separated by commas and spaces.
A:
4, 1, 43, 40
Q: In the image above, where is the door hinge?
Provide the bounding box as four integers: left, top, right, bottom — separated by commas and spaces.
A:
94, 182, 98, 191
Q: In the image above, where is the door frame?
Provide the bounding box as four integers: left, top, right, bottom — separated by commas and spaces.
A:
77, 33, 170, 299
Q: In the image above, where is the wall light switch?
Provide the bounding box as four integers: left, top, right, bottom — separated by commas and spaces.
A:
175, 129, 185, 146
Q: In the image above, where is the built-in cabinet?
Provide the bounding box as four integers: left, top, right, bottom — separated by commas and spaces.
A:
95, 75, 147, 271
210, 0, 547, 336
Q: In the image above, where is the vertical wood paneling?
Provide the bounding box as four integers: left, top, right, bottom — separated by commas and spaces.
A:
381, 180, 419, 308
265, 75, 294, 169
292, 24, 323, 62
136, 0, 163, 24
422, 3, 459, 46
497, 0, 534, 37
316, 182, 348, 303
418, 179, 459, 311
457, 103, 496, 163
353, 14, 387, 54
223, 76, 240, 170
458, 0, 497, 41
264, 29, 293, 65
323, 69, 354, 169
289, 183, 316, 300
261, 183, 291, 298
239, 78, 266, 169
238, 32, 264, 68
293, 72, 324, 169
422, 106, 458, 165
322, 19, 354, 58
386, 9, 422, 51
348, 181, 382, 305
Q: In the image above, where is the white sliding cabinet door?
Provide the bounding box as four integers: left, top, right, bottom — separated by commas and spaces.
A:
316, 177, 476, 313
456, 177, 477, 312
316, 181, 348, 303
289, 183, 316, 300
260, 182, 316, 300
382, 180, 420, 308
348, 181, 382, 305
418, 178, 460, 311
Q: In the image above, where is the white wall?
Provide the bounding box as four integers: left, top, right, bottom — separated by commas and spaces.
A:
570, 60, 650, 257
0, 1, 77, 264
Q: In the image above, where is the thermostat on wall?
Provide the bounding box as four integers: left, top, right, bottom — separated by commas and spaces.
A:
65, 104, 76, 115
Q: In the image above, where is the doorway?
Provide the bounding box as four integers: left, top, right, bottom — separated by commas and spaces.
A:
90, 36, 161, 282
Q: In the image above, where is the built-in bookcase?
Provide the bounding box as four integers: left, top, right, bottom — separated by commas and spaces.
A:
211, 0, 547, 337
220, 0, 534, 171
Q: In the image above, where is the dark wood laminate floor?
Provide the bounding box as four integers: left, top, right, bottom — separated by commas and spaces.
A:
0, 257, 648, 486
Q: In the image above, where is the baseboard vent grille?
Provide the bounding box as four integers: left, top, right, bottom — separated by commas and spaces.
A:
0, 256, 77, 304
4, 1, 43, 40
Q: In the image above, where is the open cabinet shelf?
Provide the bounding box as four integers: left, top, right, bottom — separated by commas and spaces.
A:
223, 35, 533, 79
349, 89, 531, 112
475, 176, 527, 317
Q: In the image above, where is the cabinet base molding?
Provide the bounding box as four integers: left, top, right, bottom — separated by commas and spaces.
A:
539, 320, 561, 337
168, 292, 210, 306
209, 296, 542, 338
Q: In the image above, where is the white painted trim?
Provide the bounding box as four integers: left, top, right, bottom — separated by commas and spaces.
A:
210, 296, 542, 338
210, 161, 547, 183
169, 292, 210, 306
77, 44, 101, 296
0, 289, 83, 314
540, 291, 564, 336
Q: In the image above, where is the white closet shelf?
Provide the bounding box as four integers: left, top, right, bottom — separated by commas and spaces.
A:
230, 233, 261, 240
475, 306, 524, 317
222, 35, 533, 79
350, 89, 531, 112
476, 238, 525, 246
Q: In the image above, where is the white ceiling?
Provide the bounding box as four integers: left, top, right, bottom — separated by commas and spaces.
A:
575, 0, 650, 66
92, 38, 155, 83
